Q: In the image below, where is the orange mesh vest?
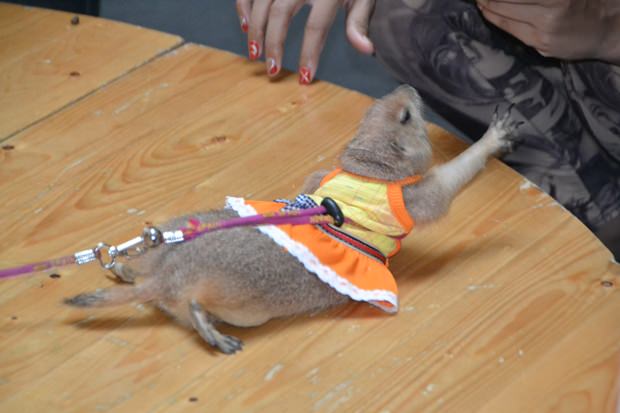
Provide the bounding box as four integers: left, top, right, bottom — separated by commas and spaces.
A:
225, 169, 421, 313
308, 169, 421, 258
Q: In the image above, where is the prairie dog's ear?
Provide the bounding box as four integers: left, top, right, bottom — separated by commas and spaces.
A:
399, 107, 412, 125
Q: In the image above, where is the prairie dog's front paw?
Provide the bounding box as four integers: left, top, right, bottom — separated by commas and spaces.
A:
485, 104, 524, 154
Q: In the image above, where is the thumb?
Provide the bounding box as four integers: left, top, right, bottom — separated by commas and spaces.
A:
345, 0, 375, 55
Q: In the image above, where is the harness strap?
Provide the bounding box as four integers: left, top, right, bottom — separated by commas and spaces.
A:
317, 224, 387, 265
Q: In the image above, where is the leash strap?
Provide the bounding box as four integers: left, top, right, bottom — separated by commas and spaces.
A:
181, 205, 335, 241
0, 256, 76, 280
0, 198, 344, 279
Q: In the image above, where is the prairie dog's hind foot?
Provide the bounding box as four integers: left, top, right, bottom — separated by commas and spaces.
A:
487, 104, 525, 154
189, 300, 243, 355
110, 262, 141, 284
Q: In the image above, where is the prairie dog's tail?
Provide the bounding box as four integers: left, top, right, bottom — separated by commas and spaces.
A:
64, 280, 158, 308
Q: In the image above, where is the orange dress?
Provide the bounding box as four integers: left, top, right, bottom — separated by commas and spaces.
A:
226, 169, 421, 313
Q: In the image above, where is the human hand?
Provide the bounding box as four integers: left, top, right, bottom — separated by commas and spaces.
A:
236, 0, 375, 84
477, 0, 620, 64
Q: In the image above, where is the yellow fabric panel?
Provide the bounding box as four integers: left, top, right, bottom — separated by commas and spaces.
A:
308, 172, 409, 256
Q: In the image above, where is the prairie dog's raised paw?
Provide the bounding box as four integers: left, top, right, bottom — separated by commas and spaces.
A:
489, 104, 525, 153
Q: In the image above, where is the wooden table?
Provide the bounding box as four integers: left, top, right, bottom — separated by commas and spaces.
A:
1, 4, 618, 412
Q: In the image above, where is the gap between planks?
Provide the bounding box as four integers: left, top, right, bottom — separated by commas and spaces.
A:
0, 41, 187, 144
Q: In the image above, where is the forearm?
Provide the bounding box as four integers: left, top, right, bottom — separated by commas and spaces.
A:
476, 0, 620, 64
404, 137, 497, 224
403, 109, 519, 224
427, 141, 494, 198
599, 7, 620, 65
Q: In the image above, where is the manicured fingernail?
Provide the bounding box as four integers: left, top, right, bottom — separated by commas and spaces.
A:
249, 40, 260, 60
299, 67, 312, 85
240, 17, 248, 33
267, 58, 278, 75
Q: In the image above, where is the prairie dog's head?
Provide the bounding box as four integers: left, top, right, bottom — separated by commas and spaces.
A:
340, 85, 431, 180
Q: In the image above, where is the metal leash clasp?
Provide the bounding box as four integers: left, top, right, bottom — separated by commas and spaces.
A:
94, 242, 116, 270
74, 226, 168, 270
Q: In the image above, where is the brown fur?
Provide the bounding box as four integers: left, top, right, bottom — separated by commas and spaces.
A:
65, 85, 520, 354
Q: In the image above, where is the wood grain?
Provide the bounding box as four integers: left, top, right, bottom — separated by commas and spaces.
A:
0, 40, 618, 412
0, 2, 182, 140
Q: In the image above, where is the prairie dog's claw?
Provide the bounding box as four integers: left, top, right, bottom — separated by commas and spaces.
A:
489, 104, 525, 153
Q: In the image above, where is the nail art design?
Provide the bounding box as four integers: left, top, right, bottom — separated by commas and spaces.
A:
249, 41, 260, 60
267, 58, 278, 75
299, 67, 312, 85
240, 17, 248, 33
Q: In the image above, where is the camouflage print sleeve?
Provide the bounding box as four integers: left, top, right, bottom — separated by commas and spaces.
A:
369, 0, 620, 257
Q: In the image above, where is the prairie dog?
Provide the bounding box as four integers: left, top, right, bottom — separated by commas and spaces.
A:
65, 85, 520, 354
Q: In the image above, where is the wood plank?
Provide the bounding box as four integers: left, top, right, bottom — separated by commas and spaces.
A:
0, 43, 618, 412
0, 2, 182, 140
480, 291, 620, 413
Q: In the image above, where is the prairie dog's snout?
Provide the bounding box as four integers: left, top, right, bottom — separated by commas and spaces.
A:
394, 86, 431, 161
340, 84, 432, 180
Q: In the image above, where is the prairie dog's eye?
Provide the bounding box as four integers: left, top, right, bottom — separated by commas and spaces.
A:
400, 108, 411, 124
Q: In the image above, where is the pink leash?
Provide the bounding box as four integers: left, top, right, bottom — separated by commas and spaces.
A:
0, 256, 77, 280
0, 198, 344, 280
181, 205, 332, 241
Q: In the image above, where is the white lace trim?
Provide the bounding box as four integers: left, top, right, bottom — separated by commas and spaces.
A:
225, 196, 399, 313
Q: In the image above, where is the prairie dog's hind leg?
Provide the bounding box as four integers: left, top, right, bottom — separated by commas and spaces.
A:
110, 262, 142, 284
189, 300, 243, 355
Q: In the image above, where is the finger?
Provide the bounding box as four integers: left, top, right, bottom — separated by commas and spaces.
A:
476, 1, 548, 28
236, 0, 252, 33
298, 1, 340, 85
264, 0, 304, 77
478, 4, 546, 52
248, 0, 274, 60
345, 0, 374, 55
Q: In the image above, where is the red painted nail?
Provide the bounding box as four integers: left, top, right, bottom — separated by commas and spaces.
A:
249, 40, 260, 60
299, 67, 312, 85
267, 58, 278, 75
240, 17, 248, 33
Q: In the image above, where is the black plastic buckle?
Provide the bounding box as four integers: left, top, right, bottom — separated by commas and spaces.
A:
321, 197, 344, 227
